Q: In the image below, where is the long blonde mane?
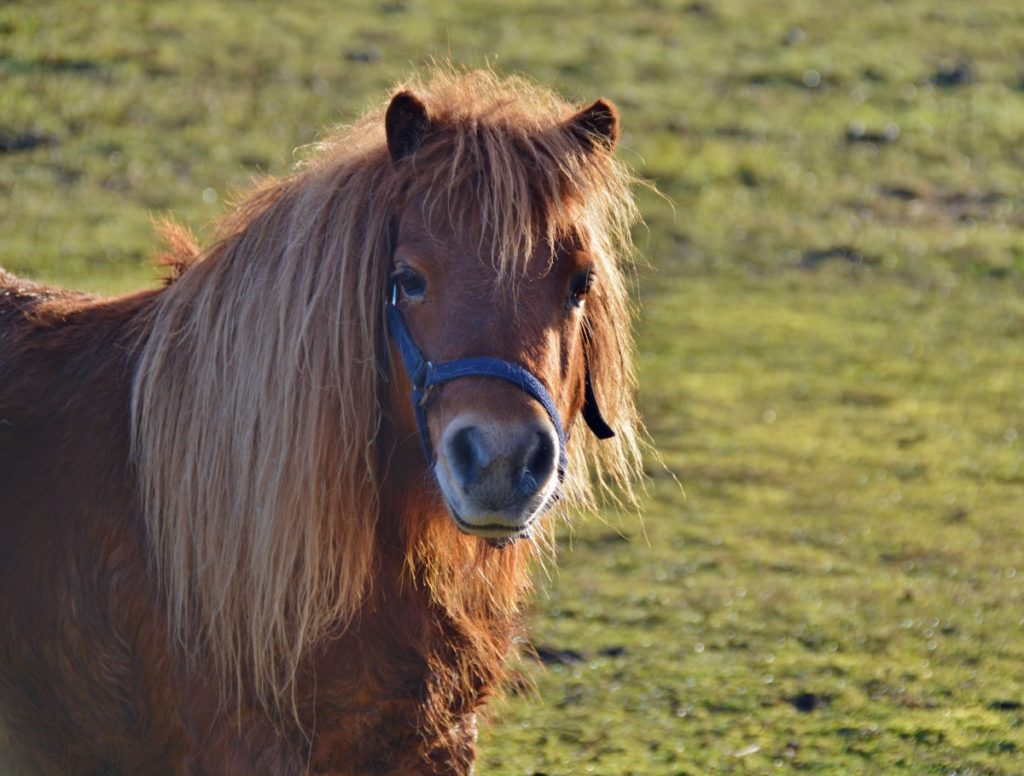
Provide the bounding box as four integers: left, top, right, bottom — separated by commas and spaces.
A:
130, 66, 644, 709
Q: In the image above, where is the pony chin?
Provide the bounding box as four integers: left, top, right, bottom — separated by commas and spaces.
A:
431, 456, 559, 543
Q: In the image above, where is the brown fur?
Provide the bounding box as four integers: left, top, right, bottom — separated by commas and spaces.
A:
0, 68, 642, 774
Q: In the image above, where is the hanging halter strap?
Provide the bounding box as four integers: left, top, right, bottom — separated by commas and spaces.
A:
385, 282, 614, 480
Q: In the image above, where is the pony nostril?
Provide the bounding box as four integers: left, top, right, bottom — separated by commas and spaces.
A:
448, 426, 484, 488
521, 431, 556, 496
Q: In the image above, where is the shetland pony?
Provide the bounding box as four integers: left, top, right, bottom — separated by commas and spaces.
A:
0, 68, 642, 774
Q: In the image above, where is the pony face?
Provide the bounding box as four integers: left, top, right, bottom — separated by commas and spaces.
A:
383, 89, 623, 541
389, 197, 593, 539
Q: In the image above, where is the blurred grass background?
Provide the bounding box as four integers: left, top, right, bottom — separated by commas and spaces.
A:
2, 1, 1023, 773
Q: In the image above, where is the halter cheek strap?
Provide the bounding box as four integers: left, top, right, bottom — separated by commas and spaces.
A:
384, 283, 614, 480
581, 350, 615, 440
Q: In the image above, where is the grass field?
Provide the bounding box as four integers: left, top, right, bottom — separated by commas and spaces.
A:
3, 1, 1024, 773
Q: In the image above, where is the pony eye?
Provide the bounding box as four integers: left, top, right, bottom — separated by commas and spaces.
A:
568, 270, 593, 309
394, 267, 427, 299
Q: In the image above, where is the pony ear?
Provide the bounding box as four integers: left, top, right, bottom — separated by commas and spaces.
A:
566, 98, 620, 152
385, 91, 431, 164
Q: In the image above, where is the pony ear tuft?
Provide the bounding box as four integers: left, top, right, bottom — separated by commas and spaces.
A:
385, 91, 431, 164
566, 98, 620, 152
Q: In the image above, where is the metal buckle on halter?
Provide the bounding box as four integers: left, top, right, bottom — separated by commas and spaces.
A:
417, 363, 434, 406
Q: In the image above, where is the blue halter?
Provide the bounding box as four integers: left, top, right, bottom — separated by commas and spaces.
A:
385, 282, 614, 480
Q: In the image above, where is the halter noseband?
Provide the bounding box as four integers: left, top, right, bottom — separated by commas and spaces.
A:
385, 282, 614, 480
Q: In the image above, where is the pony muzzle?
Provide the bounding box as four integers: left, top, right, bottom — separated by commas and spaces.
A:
434, 414, 560, 538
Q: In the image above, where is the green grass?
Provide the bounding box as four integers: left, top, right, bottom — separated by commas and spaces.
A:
3, 1, 1024, 773
487, 272, 1024, 774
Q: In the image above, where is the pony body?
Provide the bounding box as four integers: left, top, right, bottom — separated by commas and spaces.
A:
0, 69, 641, 774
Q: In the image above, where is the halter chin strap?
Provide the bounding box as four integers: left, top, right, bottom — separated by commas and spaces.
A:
384, 283, 614, 480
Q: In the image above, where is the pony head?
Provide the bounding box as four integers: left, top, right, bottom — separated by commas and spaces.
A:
381, 88, 630, 541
